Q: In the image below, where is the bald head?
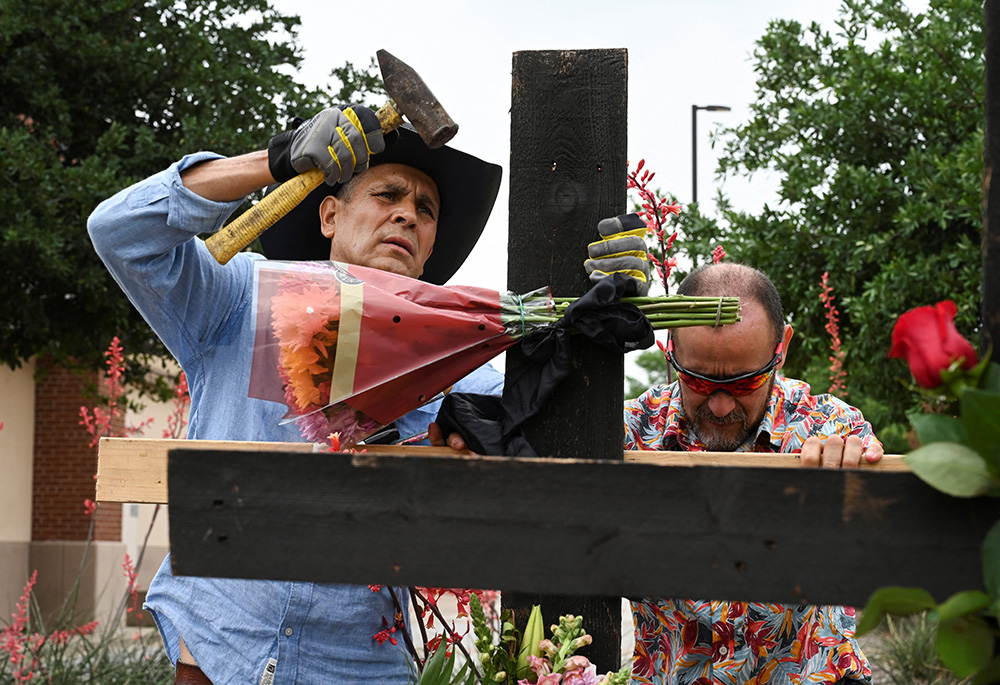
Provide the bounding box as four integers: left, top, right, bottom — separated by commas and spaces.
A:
677, 263, 784, 347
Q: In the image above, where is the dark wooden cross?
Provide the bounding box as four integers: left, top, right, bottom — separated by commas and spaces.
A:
984, 2, 1000, 351
502, 48, 629, 669
165, 41, 1000, 675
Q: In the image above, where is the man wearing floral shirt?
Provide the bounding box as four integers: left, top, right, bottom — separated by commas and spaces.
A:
625, 262, 883, 685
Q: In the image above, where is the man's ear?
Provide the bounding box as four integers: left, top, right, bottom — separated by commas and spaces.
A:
319, 195, 339, 240
777, 324, 794, 369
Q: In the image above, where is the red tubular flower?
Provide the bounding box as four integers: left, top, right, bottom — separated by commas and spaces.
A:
888, 300, 978, 388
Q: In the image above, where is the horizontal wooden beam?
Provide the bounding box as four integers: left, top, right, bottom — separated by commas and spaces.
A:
167, 448, 989, 608
96, 437, 907, 504
97, 438, 314, 504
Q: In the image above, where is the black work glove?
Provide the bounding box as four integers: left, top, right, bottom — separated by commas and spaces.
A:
267, 105, 385, 186
584, 213, 652, 296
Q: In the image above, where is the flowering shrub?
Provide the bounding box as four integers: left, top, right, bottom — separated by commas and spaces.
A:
2, 337, 186, 683
819, 272, 847, 397
858, 301, 1000, 681
79, 336, 153, 448
627, 160, 681, 292
371, 588, 629, 685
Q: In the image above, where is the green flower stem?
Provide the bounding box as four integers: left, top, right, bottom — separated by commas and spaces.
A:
650, 318, 738, 329
642, 313, 739, 321
505, 294, 741, 333
550, 296, 738, 305
409, 588, 482, 681
634, 303, 740, 313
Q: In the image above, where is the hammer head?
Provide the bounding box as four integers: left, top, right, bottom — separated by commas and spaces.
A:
377, 49, 459, 149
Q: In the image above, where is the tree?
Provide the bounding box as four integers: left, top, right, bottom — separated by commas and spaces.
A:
0, 0, 384, 383
673, 0, 984, 428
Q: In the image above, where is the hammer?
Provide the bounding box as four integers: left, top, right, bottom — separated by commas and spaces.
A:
205, 49, 459, 265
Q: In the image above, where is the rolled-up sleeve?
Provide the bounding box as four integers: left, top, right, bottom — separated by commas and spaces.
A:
87, 153, 257, 367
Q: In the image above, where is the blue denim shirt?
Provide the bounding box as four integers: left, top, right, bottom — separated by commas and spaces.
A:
88, 152, 504, 684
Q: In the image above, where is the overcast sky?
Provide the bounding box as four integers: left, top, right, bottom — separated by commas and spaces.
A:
268, 0, 926, 374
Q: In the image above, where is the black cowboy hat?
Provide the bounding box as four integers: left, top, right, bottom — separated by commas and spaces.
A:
259, 124, 503, 285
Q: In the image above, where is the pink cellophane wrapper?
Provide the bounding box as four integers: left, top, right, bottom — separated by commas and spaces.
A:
249, 261, 552, 447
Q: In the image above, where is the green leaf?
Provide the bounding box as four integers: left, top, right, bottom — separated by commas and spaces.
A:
937, 615, 995, 679
419, 641, 452, 684
905, 442, 1000, 497
910, 412, 969, 446
981, 362, 1000, 394
856, 586, 936, 635
982, 518, 1000, 599
933, 590, 991, 621
962, 387, 1000, 470
972, 654, 1000, 685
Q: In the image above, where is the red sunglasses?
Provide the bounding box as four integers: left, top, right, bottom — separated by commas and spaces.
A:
665, 337, 784, 397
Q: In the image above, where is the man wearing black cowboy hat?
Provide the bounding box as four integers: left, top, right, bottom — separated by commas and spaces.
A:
88, 104, 503, 684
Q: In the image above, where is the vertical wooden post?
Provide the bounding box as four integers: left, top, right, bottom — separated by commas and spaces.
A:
984, 1, 1000, 352
504, 49, 628, 673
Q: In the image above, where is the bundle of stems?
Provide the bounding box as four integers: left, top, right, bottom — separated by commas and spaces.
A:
522, 294, 741, 330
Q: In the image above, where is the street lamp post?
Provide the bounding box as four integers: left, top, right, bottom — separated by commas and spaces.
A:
692, 104, 731, 205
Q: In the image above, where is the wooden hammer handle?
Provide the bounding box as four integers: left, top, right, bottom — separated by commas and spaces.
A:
205, 102, 406, 265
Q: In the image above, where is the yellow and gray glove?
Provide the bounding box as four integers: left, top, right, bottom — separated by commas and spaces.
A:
584, 213, 651, 296
267, 105, 385, 186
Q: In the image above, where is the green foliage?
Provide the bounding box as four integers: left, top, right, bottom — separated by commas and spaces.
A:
515, 604, 544, 679
964, 387, 1000, 469
937, 615, 994, 679
677, 0, 985, 427
0, 0, 384, 378
329, 57, 387, 105
981, 518, 1000, 599
847, 393, 912, 453
857, 586, 937, 635
860, 360, 1000, 683
904, 442, 1000, 497
470, 593, 519, 684
0, 633, 174, 684
863, 613, 971, 684
624, 348, 671, 399
911, 412, 971, 446
417, 640, 477, 685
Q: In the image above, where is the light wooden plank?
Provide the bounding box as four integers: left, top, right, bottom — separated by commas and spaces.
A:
96, 437, 909, 504
624, 451, 910, 471
95, 438, 465, 503
96, 438, 312, 503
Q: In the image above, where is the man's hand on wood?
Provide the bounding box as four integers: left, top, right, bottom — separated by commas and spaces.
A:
799, 434, 884, 468
427, 421, 472, 452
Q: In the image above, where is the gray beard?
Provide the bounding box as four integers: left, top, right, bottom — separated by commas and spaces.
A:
689, 404, 754, 451
687, 377, 774, 451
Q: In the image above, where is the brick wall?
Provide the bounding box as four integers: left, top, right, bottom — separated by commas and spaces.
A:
32, 359, 121, 542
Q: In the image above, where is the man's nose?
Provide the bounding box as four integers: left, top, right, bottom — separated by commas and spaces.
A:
391, 200, 418, 227
707, 391, 737, 417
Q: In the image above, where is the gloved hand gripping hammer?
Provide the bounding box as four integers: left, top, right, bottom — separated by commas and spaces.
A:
205, 49, 458, 265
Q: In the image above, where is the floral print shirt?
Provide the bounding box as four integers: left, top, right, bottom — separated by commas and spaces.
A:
624, 375, 878, 685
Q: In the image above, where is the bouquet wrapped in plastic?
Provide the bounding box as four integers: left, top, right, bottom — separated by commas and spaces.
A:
248, 261, 740, 447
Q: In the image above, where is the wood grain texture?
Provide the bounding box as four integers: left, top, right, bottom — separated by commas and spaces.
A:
507, 48, 630, 669
97, 437, 908, 504
168, 448, 994, 613
984, 2, 1000, 350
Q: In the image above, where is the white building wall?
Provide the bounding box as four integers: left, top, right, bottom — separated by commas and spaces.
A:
0, 361, 36, 615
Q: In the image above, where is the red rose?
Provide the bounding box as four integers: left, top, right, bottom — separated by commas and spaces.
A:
888, 301, 977, 388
